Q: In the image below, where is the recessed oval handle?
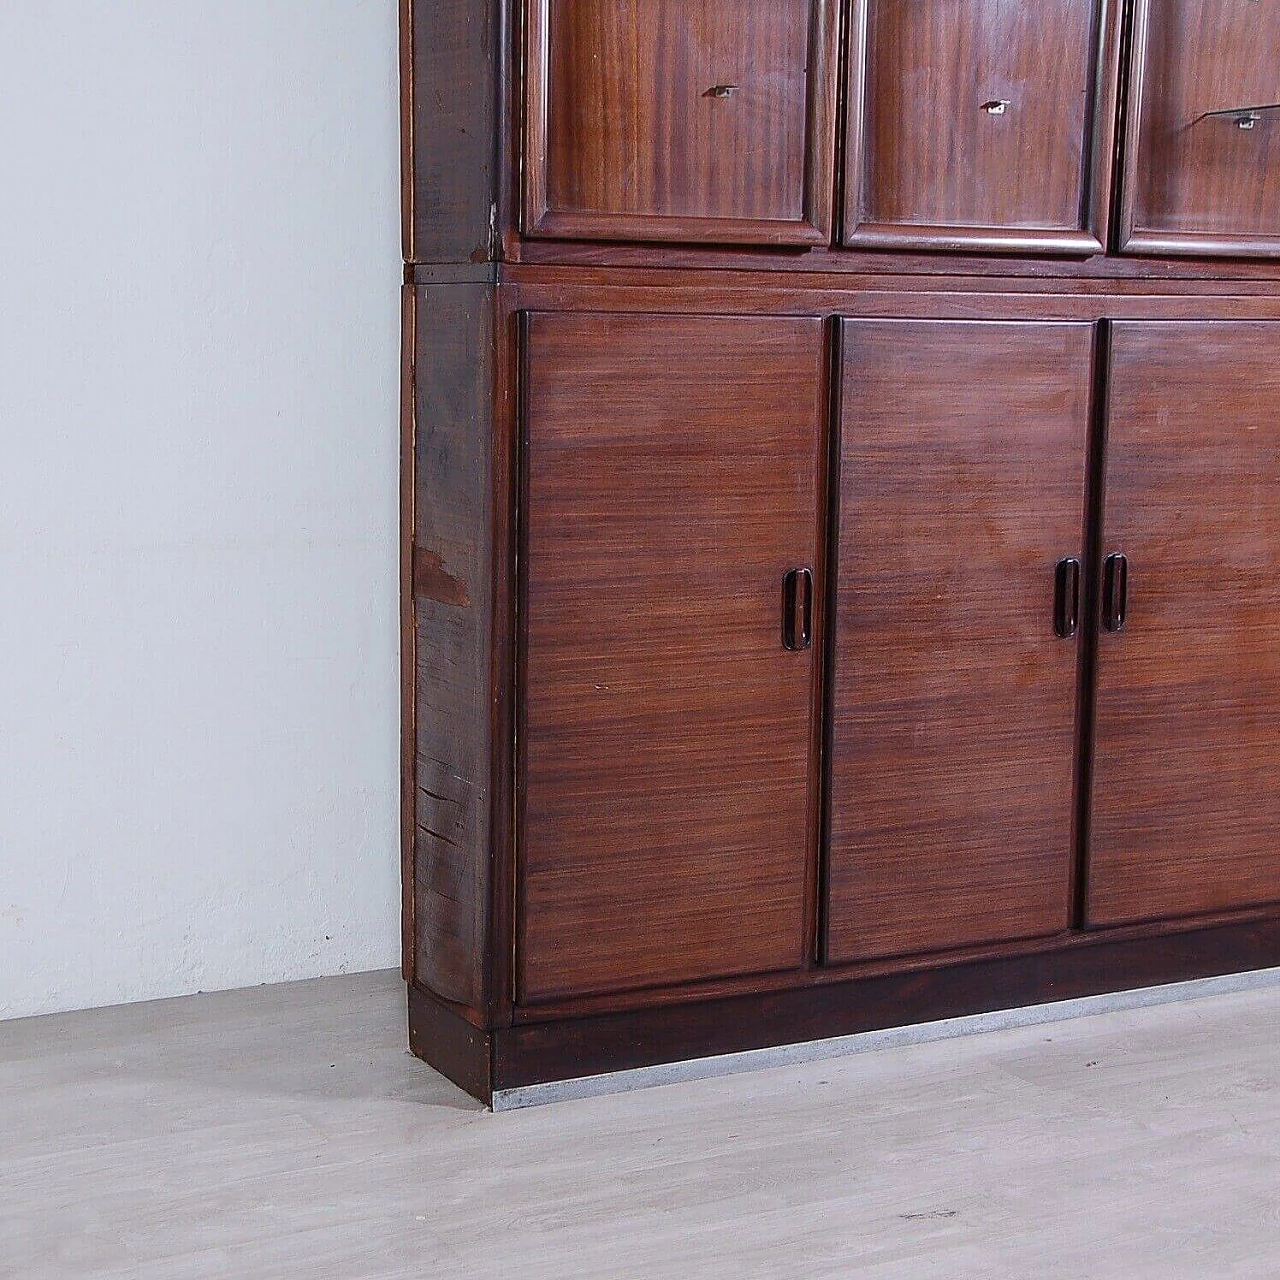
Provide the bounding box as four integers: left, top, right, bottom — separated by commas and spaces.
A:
982, 99, 1011, 116
1102, 553, 1128, 633
782, 568, 812, 652
1054, 557, 1081, 639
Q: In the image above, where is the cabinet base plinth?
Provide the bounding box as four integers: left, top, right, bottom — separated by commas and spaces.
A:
408, 914, 1280, 1109
406, 984, 493, 1105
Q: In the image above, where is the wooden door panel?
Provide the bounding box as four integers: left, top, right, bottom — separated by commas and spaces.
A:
524, 0, 838, 245
1120, 0, 1280, 258
843, 0, 1120, 253
519, 312, 825, 1002
826, 320, 1092, 965
1088, 323, 1280, 925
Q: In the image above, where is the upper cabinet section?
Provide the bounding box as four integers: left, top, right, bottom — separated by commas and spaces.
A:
404, 0, 1280, 264
842, 0, 1122, 253
522, 0, 839, 245
1119, 0, 1280, 258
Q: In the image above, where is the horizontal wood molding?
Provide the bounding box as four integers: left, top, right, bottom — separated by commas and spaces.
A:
504, 239, 1280, 280
843, 225, 1104, 257
497, 272, 1280, 323
524, 209, 828, 249
1122, 233, 1280, 263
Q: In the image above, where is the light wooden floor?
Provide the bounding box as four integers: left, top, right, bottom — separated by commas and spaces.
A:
4, 971, 1280, 1278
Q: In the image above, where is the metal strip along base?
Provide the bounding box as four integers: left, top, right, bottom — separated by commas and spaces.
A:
491, 965, 1280, 1111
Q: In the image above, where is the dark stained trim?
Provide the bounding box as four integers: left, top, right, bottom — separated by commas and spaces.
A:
408, 983, 493, 1104
487, 915, 1280, 1092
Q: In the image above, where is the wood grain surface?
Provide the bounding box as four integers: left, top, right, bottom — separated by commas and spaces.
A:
844, 0, 1119, 253
1088, 321, 1280, 924
524, 0, 836, 244
409, 284, 502, 1013
518, 311, 825, 1001
1121, 0, 1280, 258
826, 319, 1094, 964
401, 0, 503, 263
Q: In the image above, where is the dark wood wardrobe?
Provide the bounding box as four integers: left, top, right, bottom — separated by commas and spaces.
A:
400, 0, 1280, 1106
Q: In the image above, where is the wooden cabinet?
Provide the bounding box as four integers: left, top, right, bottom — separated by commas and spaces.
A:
523, 0, 839, 245
826, 321, 1091, 962
1088, 322, 1280, 925
842, 0, 1121, 253
402, 0, 1280, 1106
518, 312, 826, 1000
1119, 0, 1280, 258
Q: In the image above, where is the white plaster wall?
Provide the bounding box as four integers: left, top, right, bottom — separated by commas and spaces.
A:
0, 1, 402, 1019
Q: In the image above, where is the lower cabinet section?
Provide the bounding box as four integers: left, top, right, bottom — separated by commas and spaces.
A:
825, 320, 1092, 963
406, 290, 1280, 1102
515, 310, 1280, 990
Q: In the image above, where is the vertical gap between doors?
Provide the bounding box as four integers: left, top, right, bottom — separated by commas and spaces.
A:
509, 309, 531, 1013
1072, 319, 1112, 931
815, 317, 844, 967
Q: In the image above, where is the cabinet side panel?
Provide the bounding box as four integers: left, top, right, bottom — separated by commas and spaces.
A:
401, 286, 418, 982
403, 0, 501, 263
411, 283, 498, 1011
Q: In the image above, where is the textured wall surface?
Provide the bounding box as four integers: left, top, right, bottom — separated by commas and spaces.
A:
0, 1, 402, 1019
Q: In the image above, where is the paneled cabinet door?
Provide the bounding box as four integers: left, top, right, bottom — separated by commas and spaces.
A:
825, 321, 1093, 965
1087, 323, 1280, 926
523, 0, 839, 245
842, 0, 1121, 254
518, 313, 826, 1002
1119, 0, 1280, 258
